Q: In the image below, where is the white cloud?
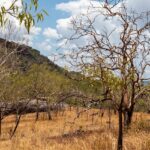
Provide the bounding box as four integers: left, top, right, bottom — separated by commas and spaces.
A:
0, 0, 22, 9
126, 0, 150, 13
0, 23, 42, 47
56, 0, 99, 15
30, 26, 42, 36
55, 0, 150, 40
36, 40, 52, 52
43, 27, 59, 39
55, 1, 118, 49
52, 0, 150, 69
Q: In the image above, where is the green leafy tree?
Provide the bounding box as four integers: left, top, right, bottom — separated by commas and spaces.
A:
24, 64, 71, 120
0, 0, 48, 32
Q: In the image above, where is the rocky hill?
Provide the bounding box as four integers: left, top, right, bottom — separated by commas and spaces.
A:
0, 38, 63, 72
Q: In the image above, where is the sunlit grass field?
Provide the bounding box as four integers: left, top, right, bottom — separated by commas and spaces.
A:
0, 108, 150, 150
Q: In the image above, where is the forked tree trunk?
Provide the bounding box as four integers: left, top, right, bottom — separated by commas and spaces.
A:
123, 105, 134, 128
117, 110, 123, 150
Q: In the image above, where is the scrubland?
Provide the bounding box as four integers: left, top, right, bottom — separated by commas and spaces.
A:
0, 108, 150, 150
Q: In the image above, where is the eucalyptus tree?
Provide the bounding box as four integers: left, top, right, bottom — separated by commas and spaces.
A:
0, 63, 72, 137
0, 0, 48, 32
25, 64, 71, 120
0, 72, 28, 137
0, 0, 48, 84
0, 0, 48, 137
0, 24, 27, 136
0, 0, 48, 125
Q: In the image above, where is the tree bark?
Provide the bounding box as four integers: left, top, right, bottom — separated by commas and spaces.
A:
117, 110, 123, 150
123, 108, 134, 128
108, 107, 111, 129
47, 102, 52, 120
0, 107, 1, 136
10, 114, 22, 139
36, 99, 39, 121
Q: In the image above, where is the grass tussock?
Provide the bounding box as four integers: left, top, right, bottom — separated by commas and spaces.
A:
0, 108, 150, 150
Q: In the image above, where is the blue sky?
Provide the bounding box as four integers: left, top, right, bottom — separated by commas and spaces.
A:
37, 0, 70, 28
29, 0, 72, 57
1, 0, 149, 55
31, 0, 107, 58
27, 0, 150, 59
0, 0, 150, 76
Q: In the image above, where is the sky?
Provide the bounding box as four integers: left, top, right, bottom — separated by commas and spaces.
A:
37, 0, 70, 28
31, 0, 72, 56
0, 0, 72, 57
0, 0, 150, 58
0, 0, 150, 70
32, 0, 150, 57
26, 0, 108, 57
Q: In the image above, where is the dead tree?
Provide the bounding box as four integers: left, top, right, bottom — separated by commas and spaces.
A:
0, 23, 29, 137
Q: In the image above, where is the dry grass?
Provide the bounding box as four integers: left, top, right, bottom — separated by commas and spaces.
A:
0, 108, 150, 150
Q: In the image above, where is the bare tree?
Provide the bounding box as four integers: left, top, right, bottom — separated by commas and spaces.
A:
0, 22, 28, 137
62, 1, 150, 150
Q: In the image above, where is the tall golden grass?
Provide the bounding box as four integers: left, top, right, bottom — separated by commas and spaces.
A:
0, 108, 150, 150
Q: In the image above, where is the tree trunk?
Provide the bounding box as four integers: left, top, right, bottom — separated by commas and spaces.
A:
48, 110, 52, 120
0, 108, 1, 136
117, 110, 123, 150
10, 114, 22, 139
108, 107, 111, 129
16, 109, 19, 124
123, 106, 134, 128
47, 102, 52, 120
36, 99, 39, 121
